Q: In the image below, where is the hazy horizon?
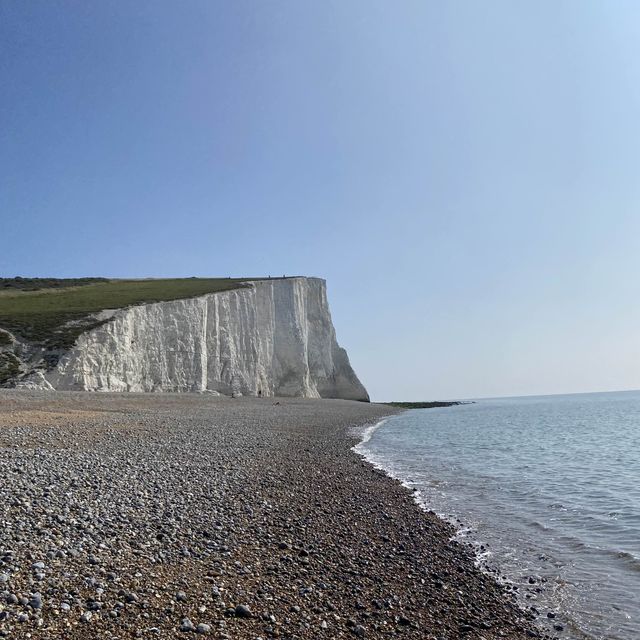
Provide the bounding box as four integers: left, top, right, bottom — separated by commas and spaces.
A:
3, 1, 640, 401
435, 387, 640, 404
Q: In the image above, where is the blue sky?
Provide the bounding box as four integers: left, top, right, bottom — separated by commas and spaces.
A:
2, 1, 640, 401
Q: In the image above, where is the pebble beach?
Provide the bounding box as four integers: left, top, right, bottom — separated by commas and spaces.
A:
0, 391, 542, 639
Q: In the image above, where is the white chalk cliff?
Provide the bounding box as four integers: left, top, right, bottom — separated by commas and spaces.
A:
33, 278, 369, 400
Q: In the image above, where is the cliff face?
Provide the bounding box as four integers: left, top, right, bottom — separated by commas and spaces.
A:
31, 278, 369, 400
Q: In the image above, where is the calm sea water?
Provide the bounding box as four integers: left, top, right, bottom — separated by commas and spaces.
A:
355, 391, 640, 640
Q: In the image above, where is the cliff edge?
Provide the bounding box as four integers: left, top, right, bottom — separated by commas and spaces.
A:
6, 277, 369, 400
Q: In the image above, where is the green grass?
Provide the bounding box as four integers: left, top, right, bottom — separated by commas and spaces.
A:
0, 277, 108, 291
0, 278, 263, 351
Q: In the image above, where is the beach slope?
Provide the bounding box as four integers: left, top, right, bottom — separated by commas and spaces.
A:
0, 392, 539, 638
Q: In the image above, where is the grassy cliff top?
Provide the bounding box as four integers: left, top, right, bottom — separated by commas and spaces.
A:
0, 277, 268, 351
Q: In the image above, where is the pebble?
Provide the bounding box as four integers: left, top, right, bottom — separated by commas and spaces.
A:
29, 593, 43, 609
180, 617, 195, 632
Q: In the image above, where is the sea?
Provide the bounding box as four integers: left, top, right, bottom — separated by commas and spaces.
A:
354, 391, 640, 640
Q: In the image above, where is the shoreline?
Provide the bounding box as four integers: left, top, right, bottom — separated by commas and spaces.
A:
0, 391, 544, 639
351, 412, 563, 639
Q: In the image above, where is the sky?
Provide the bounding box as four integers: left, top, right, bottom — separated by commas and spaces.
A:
2, 1, 640, 401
